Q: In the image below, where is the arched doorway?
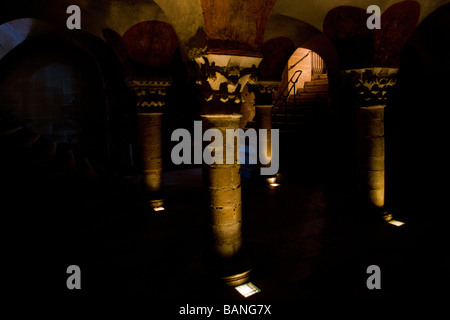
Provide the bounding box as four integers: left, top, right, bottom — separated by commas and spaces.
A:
274, 48, 330, 177
286, 47, 328, 93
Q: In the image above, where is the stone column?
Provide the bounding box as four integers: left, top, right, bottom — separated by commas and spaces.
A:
255, 104, 272, 155
202, 114, 243, 260
343, 68, 397, 216
356, 104, 386, 208
250, 81, 280, 182
127, 77, 171, 209
195, 53, 261, 285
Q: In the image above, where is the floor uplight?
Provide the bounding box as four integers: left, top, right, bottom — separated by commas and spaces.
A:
153, 207, 165, 212
388, 219, 405, 227
269, 183, 280, 187
235, 282, 261, 298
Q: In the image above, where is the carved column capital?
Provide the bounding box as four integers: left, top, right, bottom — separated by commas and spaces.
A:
126, 76, 172, 113
194, 54, 262, 104
343, 68, 398, 107
248, 80, 281, 105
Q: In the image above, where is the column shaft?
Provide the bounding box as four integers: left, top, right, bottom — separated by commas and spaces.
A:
343, 68, 397, 214
356, 105, 385, 209
202, 115, 242, 259
194, 53, 261, 285
138, 113, 163, 196
255, 105, 273, 159
127, 77, 170, 208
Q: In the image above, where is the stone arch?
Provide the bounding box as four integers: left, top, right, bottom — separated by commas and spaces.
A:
103, 20, 180, 77
0, 18, 36, 59
258, 37, 296, 81
0, 18, 121, 76
256, 15, 342, 177
398, 3, 450, 76
0, 18, 129, 163
154, 0, 205, 62
265, 15, 339, 73
262, 15, 340, 116
323, 2, 421, 69
0, 36, 104, 160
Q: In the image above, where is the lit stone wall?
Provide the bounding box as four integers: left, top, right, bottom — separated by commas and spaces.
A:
287, 48, 312, 93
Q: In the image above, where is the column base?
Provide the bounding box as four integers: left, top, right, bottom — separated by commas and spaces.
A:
211, 252, 252, 287
140, 187, 165, 211
221, 269, 252, 287
382, 211, 393, 222
353, 198, 389, 225
148, 198, 164, 210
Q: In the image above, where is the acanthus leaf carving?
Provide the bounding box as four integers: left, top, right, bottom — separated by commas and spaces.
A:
195, 54, 262, 104
344, 68, 398, 106
127, 77, 172, 113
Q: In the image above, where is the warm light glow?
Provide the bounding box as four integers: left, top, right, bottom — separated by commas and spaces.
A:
153, 207, 165, 212
388, 219, 405, 227
266, 177, 276, 184
269, 183, 280, 187
235, 282, 261, 298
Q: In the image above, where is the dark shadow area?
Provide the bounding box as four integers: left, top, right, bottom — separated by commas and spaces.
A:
0, 35, 107, 161
387, 3, 450, 224
0, 2, 448, 311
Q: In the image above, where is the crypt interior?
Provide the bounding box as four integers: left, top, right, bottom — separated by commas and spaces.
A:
1, 0, 449, 302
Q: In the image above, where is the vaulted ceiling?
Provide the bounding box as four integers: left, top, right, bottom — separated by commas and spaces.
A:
1, 0, 449, 73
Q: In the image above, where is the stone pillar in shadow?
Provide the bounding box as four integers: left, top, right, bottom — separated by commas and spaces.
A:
343, 68, 397, 219
249, 81, 280, 183
356, 104, 386, 209
195, 53, 261, 286
127, 77, 171, 209
202, 114, 243, 259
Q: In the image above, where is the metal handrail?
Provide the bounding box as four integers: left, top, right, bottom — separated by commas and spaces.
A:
272, 69, 303, 119
288, 51, 310, 71
273, 51, 311, 121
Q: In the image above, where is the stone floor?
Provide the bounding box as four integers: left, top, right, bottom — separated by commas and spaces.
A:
2, 112, 447, 312
5, 158, 447, 311
43, 166, 446, 306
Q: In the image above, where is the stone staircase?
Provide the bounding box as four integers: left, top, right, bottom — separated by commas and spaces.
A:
243, 74, 329, 178
275, 74, 329, 173
273, 74, 328, 129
